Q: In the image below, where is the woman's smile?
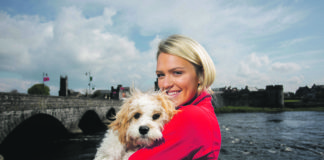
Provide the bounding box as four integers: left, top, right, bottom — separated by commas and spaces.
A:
166, 90, 181, 98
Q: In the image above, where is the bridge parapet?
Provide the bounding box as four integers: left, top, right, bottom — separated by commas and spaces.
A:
0, 92, 122, 111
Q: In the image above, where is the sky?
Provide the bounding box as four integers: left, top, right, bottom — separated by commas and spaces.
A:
0, 0, 323, 96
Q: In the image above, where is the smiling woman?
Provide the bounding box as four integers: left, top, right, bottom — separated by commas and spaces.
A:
129, 34, 221, 160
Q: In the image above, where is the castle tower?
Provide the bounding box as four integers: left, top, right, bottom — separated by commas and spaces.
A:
59, 76, 68, 96
266, 85, 284, 108
110, 85, 120, 100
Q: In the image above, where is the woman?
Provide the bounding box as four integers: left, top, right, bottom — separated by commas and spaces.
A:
129, 34, 221, 159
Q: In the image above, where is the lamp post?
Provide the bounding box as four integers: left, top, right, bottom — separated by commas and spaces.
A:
85, 72, 94, 96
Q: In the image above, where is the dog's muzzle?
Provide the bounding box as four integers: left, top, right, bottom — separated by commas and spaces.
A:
139, 126, 150, 135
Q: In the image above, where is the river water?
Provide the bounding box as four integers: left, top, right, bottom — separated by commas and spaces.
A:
8, 111, 324, 160
217, 111, 324, 160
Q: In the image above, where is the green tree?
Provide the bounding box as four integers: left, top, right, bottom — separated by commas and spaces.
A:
28, 83, 50, 95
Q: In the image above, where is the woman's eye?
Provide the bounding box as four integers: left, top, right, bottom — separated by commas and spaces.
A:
157, 74, 164, 78
174, 71, 182, 75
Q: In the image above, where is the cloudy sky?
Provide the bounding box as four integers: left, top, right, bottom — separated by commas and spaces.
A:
0, 0, 323, 95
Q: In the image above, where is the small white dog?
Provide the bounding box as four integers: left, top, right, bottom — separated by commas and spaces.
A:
94, 90, 177, 160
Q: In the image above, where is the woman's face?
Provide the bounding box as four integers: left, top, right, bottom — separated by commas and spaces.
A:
156, 52, 200, 106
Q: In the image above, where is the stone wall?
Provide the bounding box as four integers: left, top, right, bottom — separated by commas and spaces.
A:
0, 92, 123, 143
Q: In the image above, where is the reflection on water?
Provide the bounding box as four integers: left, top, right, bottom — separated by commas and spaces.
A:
45, 132, 105, 160
1, 111, 324, 160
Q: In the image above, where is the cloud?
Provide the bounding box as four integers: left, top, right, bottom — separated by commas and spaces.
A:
0, 78, 38, 93
237, 62, 258, 77
0, 0, 315, 94
280, 37, 310, 48
234, 52, 306, 91
271, 62, 301, 72
0, 11, 53, 72
46, 7, 158, 91
238, 53, 302, 77
249, 53, 270, 67
287, 76, 304, 84
237, 53, 270, 76
0, 6, 156, 94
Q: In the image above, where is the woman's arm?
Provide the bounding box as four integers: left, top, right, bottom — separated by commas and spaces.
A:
129, 105, 221, 160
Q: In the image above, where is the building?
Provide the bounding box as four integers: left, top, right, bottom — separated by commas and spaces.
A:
59, 76, 68, 96
215, 85, 284, 108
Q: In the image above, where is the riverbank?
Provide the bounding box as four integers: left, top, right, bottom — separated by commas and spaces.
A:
214, 106, 324, 113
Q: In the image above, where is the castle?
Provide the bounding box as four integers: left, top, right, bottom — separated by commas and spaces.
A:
213, 85, 284, 108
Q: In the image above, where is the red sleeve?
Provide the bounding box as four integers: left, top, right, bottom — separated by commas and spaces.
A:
129, 104, 221, 160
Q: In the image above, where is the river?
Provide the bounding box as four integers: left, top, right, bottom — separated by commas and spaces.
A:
3, 111, 324, 160
217, 111, 324, 160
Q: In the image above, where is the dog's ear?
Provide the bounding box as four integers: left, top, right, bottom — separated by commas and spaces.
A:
156, 93, 178, 120
130, 87, 142, 97
109, 99, 132, 145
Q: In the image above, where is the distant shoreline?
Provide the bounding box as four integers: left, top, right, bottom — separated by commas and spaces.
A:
214, 106, 324, 113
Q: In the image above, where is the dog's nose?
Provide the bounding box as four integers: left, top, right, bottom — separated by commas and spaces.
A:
139, 126, 150, 135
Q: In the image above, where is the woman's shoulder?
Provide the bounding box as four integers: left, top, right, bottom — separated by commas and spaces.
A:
180, 97, 215, 117
164, 104, 220, 149
179, 104, 209, 118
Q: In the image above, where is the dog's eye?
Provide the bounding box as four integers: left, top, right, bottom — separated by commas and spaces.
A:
134, 113, 141, 119
152, 113, 160, 120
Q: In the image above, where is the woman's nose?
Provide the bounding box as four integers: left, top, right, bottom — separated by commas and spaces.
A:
159, 76, 173, 90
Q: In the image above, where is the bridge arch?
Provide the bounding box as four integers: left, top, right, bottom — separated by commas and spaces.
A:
106, 108, 116, 121
78, 110, 108, 134
0, 113, 69, 159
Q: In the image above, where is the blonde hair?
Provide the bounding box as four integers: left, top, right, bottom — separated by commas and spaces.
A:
157, 34, 216, 94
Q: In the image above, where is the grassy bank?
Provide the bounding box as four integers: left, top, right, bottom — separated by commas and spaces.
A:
214, 106, 324, 113
284, 99, 301, 103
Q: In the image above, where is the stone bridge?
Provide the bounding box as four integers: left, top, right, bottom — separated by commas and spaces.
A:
0, 92, 123, 144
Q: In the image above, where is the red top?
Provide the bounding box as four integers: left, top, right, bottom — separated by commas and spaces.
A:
129, 91, 221, 160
